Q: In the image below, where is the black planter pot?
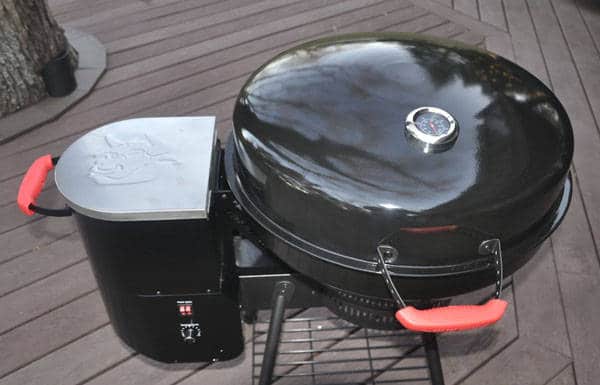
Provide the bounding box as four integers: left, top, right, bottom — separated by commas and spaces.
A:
41, 49, 77, 97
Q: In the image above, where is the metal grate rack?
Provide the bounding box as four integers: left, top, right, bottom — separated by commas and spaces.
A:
248, 276, 512, 385
252, 308, 435, 385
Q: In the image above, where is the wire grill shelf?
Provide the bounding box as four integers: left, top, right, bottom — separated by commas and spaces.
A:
252, 308, 434, 385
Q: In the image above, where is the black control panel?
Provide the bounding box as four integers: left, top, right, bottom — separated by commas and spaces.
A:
108, 292, 243, 363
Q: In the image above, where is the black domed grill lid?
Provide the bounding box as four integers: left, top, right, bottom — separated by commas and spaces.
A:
228, 33, 573, 275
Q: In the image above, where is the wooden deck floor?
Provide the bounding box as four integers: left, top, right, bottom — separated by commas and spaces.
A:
1, 0, 599, 384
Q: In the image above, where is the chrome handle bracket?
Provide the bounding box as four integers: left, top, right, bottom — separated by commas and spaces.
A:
479, 238, 504, 299
376, 238, 505, 308
376, 245, 406, 308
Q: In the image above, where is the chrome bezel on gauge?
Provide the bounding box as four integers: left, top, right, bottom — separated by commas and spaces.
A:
405, 107, 458, 150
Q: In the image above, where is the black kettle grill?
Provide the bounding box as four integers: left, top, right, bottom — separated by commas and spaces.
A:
17, 34, 573, 384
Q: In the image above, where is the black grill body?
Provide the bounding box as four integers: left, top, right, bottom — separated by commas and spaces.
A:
74, 206, 244, 363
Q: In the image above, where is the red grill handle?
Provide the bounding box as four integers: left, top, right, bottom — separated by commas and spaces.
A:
395, 299, 508, 333
18, 155, 55, 216
376, 242, 507, 333
17, 155, 71, 217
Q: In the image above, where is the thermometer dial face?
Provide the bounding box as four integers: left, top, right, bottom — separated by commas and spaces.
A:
405, 107, 458, 151
414, 111, 452, 137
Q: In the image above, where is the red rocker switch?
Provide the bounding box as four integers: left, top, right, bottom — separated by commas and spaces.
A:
177, 300, 193, 316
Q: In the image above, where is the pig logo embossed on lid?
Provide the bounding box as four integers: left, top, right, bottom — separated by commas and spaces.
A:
88, 134, 180, 185
54, 117, 216, 221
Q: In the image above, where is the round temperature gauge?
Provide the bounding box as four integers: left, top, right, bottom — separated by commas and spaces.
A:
405, 107, 458, 152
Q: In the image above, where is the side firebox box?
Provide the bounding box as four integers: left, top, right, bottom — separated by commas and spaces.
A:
54, 117, 243, 362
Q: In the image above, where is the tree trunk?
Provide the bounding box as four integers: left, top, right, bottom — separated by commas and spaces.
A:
0, 0, 72, 117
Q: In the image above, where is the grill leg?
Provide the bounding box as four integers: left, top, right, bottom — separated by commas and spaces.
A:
422, 333, 445, 385
258, 281, 295, 385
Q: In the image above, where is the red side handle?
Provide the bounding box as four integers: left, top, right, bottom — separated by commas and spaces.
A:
395, 299, 508, 333
17, 155, 55, 216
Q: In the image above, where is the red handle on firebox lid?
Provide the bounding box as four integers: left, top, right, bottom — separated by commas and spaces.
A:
395, 298, 508, 333
17, 155, 55, 216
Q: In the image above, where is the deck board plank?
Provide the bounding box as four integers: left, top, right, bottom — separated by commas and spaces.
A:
98, 0, 388, 87
557, 272, 600, 385
551, 0, 600, 193
76, 0, 412, 109
526, 1, 600, 384
416, 0, 509, 36
551, 180, 599, 276
422, 21, 468, 38
458, 338, 571, 385
478, 0, 508, 30
102, 0, 266, 51
0, 261, 96, 334
76, 0, 413, 117
56, 0, 153, 25
82, 357, 201, 385
0, 186, 63, 235
0, 326, 132, 385
546, 365, 577, 385
576, 0, 600, 56
0, 217, 76, 265
108, 0, 341, 67
90, 0, 245, 41
434, 0, 453, 7
85, 0, 220, 34
449, 29, 486, 45
0, 233, 84, 297
512, 243, 571, 357
503, 0, 550, 85
52, 0, 137, 18
0, 291, 107, 378
454, 0, 480, 18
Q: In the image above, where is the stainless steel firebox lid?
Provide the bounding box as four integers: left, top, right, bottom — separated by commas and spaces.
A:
55, 117, 217, 221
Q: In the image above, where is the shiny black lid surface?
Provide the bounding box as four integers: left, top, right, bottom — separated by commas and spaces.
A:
230, 33, 573, 271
